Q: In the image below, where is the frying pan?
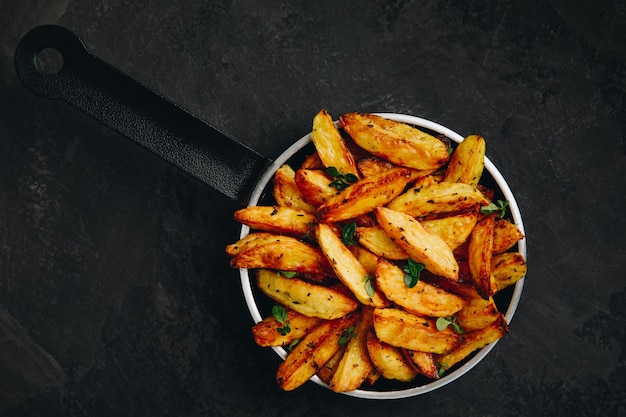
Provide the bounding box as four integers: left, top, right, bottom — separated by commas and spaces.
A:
14, 25, 526, 399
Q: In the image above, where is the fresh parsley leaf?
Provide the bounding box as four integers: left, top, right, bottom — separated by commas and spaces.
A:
326, 166, 358, 191
338, 325, 356, 347
341, 221, 357, 246
480, 199, 509, 219
272, 305, 291, 335
402, 259, 425, 288
364, 274, 375, 297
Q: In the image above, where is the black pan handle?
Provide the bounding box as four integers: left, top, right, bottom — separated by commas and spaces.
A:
14, 25, 270, 203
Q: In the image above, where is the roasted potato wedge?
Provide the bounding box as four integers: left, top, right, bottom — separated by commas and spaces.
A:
373, 308, 461, 354
491, 251, 527, 292
355, 225, 408, 260
443, 134, 486, 186
329, 307, 376, 392
402, 350, 440, 379
256, 269, 358, 320
273, 164, 316, 213
231, 239, 334, 276
493, 218, 525, 254
468, 214, 497, 299
316, 223, 390, 307
294, 168, 338, 207
437, 315, 509, 374
374, 207, 460, 280
277, 313, 359, 391
317, 167, 413, 223
375, 259, 465, 317
366, 330, 418, 382
311, 109, 359, 177
456, 289, 500, 332
357, 156, 434, 181
234, 206, 316, 237
421, 211, 479, 252
225, 232, 301, 257
252, 310, 322, 347
340, 112, 450, 170
387, 181, 489, 219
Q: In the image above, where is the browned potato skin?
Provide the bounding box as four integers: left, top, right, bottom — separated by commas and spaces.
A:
421, 211, 480, 251
252, 310, 322, 347
234, 206, 316, 237
366, 330, 418, 382
256, 269, 359, 320
437, 314, 509, 373
294, 168, 338, 207
375, 259, 465, 318
225, 232, 301, 257
311, 109, 359, 177
374, 207, 460, 281
491, 251, 527, 292
273, 164, 317, 213
355, 225, 409, 260
468, 214, 497, 299
340, 112, 450, 170
231, 239, 334, 276
373, 308, 461, 354
444, 134, 486, 187
277, 313, 359, 391
329, 307, 376, 392
493, 218, 525, 254
402, 350, 440, 379
316, 167, 413, 223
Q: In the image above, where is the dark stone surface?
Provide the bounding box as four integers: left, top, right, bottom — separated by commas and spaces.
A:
1, 1, 625, 416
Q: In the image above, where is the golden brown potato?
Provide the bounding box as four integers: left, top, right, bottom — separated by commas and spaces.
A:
456, 288, 501, 332
316, 167, 413, 223
256, 269, 358, 320
402, 350, 440, 379
387, 181, 489, 219
366, 331, 418, 382
421, 211, 479, 252
329, 307, 376, 392
252, 310, 322, 347
277, 313, 359, 391
492, 218, 525, 254
375, 259, 465, 318
316, 348, 345, 385
355, 225, 408, 260
225, 232, 301, 257
340, 112, 450, 170
443, 134, 486, 187
273, 164, 316, 213
468, 214, 497, 299
437, 314, 508, 374
294, 168, 339, 207
373, 308, 461, 354
357, 156, 434, 181
311, 109, 359, 177
374, 207, 460, 280
347, 245, 380, 275
491, 251, 527, 292
234, 206, 316, 237
316, 223, 390, 307
231, 239, 333, 276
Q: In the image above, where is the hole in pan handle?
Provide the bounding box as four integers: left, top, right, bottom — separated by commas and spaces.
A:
14, 25, 271, 204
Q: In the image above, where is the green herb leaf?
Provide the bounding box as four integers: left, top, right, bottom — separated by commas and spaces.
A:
325, 166, 340, 177
287, 338, 301, 351
277, 270, 297, 278
326, 166, 358, 191
338, 325, 356, 347
435, 316, 464, 334
272, 305, 292, 335
341, 221, 358, 246
402, 259, 425, 288
364, 274, 375, 297
480, 199, 509, 219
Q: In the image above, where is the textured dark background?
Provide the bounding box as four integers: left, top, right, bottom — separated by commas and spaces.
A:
1, 1, 625, 416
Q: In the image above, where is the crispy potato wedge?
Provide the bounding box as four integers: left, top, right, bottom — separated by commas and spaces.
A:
387, 181, 490, 219
366, 330, 418, 382
456, 289, 500, 332
317, 348, 345, 385
357, 156, 434, 181
252, 310, 323, 347
468, 214, 497, 299
317, 167, 413, 223
402, 350, 440, 379
294, 168, 338, 207
340, 112, 450, 170
437, 315, 508, 374
373, 308, 461, 354
317, 223, 390, 307
273, 164, 317, 213
256, 269, 358, 320
355, 225, 408, 260
311, 109, 359, 177
234, 206, 316, 237
301, 152, 325, 169
375, 259, 465, 317
421, 211, 480, 252
492, 251, 527, 292
329, 307, 376, 392
348, 245, 380, 275
231, 239, 333, 276
277, 313, 359, 391
493, 218, 525, 254
443, 134, 486, 187
225, 232, 301, 257
374, 207, 460, 280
